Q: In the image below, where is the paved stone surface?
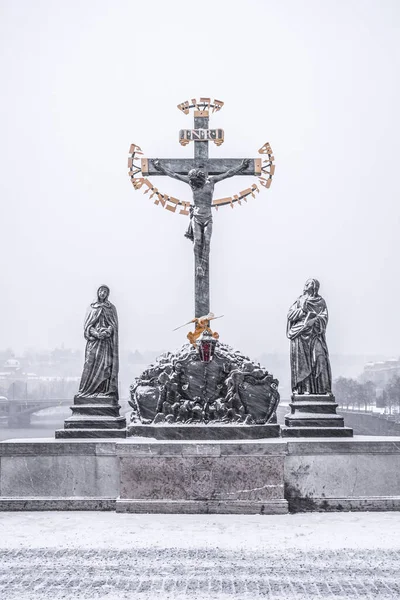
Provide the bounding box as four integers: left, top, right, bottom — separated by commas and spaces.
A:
0, 512, 399, 599
0, 547, 399, 599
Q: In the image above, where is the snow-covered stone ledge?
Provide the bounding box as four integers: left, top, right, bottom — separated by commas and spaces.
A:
0, 437, 399, 514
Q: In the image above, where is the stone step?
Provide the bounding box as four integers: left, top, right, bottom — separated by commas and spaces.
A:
70, 405, 121, 417
291, 394, 335, 402
288, 402, 338, 414
116, 499, 288, 515
281, 426, 353, 438
64, 416, 126, 430
73, 395, 118, 406
55, 428, 126, 439
286, 411, 344, 420
285, 413, 345, 428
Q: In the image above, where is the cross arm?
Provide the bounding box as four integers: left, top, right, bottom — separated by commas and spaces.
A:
210, 159, 249, 183
152, 160, 189, 183
141, 158, 262, 177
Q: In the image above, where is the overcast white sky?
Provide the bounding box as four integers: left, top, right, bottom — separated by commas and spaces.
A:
1, 0, 399, 359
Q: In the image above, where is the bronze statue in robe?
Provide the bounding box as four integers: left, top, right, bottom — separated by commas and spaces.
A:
77, 285, 119, 398
287, 279, 332, 395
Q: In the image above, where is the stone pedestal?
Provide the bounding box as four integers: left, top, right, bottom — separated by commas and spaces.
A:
282, 394, 353, 438
116, 440, 288, 514
55, 395, 126, 439
127, 424, 280, 440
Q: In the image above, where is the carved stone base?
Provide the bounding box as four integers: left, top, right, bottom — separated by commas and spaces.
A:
127, 424, 281, 440
118, 439, 288, 514
55, 394, 126, 439
128, 342, 280, 438
283, 394, 353, 437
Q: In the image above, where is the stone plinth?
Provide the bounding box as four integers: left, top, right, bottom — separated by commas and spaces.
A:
282, 394, 353, 437
116, 440, 288, 514
56, 394, 126, 439
127, 424, 280, 440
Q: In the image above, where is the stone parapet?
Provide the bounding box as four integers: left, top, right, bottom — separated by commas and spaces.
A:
0, 439, 120, 503
1, 437, 400, 513
285, 437, 400, 512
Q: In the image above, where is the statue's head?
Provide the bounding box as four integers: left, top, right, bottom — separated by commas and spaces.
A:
158, 372, 169, 385
304, 278, 320, 296
242, 361, 254, 373
188, 168, 206, 189
97, 285, 110, 302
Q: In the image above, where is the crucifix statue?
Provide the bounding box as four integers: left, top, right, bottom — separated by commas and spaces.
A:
128, 98, 275, 318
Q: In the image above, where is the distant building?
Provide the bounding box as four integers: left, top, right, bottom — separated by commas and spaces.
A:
360, 358, 400, 387
3, 358, 22, 372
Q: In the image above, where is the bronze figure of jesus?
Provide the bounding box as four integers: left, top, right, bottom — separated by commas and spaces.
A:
153, 159, 250, 278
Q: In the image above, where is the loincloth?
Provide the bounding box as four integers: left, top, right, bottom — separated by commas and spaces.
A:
193, 214, 213, 228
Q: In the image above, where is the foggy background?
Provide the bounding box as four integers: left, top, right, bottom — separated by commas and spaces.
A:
1, 0, 399, 370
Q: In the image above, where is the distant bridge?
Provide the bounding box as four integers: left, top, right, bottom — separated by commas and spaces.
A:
0, 398, 72, 427
0, 398, 131, 427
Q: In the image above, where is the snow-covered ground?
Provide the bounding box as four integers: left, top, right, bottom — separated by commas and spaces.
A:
0, 511, 399, 551
0, 512, 399, 599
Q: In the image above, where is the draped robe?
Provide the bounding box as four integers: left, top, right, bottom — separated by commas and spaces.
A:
287, 294, 332, 394
77, 300, 119, 398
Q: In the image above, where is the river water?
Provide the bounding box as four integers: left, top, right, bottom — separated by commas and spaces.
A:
0, 424, 63, 441
0, 407, 133, 441
0, 405, 290, 441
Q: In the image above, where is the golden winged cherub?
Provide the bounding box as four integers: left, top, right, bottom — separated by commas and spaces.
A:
173, 312, 222, 346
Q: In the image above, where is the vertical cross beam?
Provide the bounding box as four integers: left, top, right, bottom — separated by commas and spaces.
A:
194, 110, 209, 170
193, 110, 210, 317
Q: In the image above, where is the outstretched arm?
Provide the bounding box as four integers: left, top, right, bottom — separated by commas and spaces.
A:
152, 160, 190, 184
211, 159, 250, 184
